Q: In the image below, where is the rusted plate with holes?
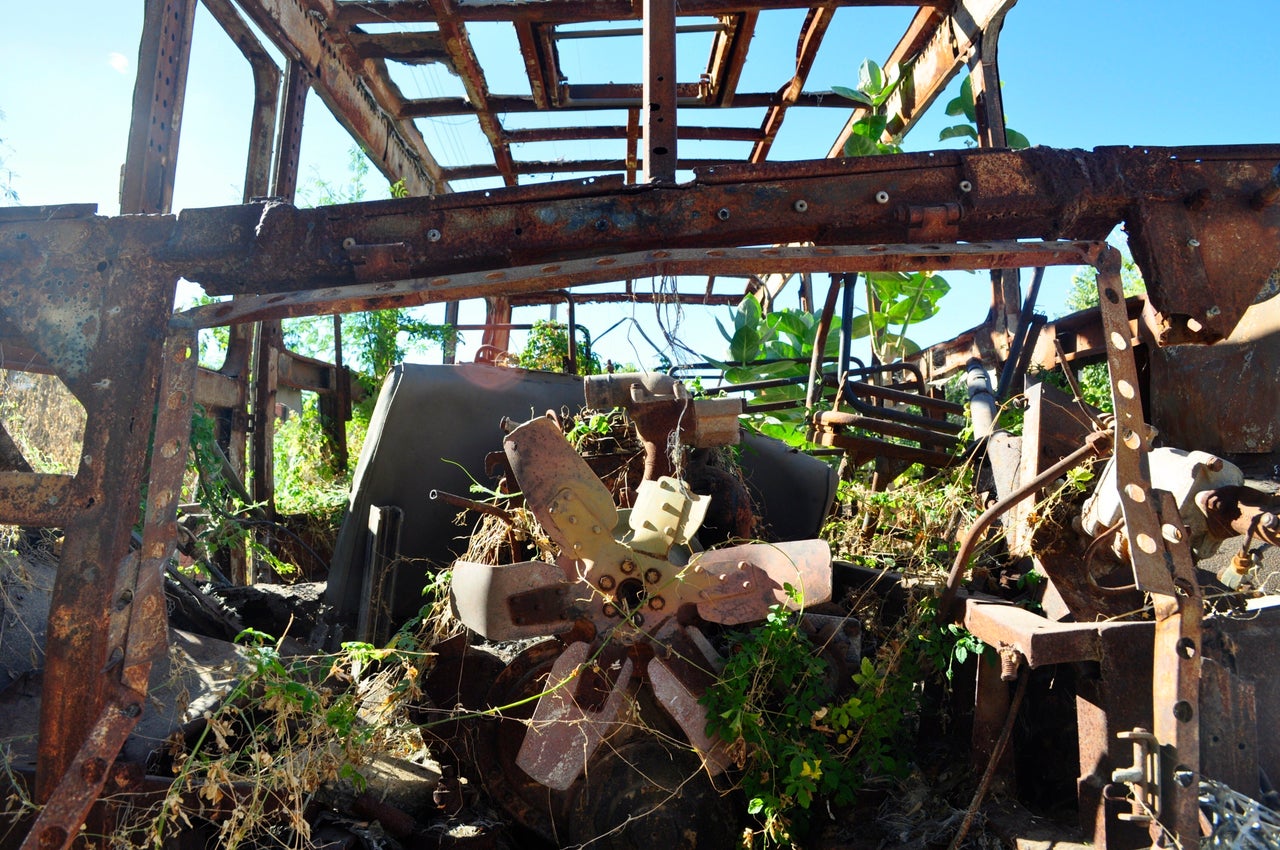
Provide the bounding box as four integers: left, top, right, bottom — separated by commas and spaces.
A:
18, 686, 147, 850
515, 641, 635, 791
1094, 253, 1177, 597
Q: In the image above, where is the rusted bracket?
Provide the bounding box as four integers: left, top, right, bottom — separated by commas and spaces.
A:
1095, 251, 1203, 847
19, 684, 150, 850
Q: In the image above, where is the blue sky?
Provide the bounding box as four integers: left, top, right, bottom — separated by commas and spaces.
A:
2, 1, 1278, 369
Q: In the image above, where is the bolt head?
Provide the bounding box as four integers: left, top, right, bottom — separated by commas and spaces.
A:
644, 568, 662, 584
599, 575, 616, 591
620, 559, 637, 574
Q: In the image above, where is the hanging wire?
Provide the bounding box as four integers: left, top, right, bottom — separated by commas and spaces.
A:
1201, 778, 1280, 849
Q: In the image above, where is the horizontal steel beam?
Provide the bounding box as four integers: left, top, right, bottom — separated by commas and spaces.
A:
399, 90, 853, 117
181, 240, 1102, 327
162, 144, 1280, 349
336, 0, 945, 25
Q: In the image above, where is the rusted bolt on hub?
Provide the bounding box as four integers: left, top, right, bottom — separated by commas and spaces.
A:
648, 596, 665, 611
598, 574, 616, 591
620, 559, 637, 575
644, 568, 662, 584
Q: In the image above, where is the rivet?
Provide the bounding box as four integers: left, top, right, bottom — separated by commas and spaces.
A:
959, 180, 973, 193
793, 199, 808, 212
716, 208, 731, 221
1186, 238, 1200, 248
341, 237, 356, 250
427, 228, 442, 242
875, 190, 890, 204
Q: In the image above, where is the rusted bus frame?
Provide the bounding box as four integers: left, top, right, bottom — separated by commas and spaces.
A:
167, 145, 1280, 351
236, 0, 445, 195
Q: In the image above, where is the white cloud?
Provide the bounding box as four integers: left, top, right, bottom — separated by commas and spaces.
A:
108, 52, 129, 75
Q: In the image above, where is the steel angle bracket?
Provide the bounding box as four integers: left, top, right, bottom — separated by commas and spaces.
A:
515, 641, 636, 790
1095, 252, 1204, 848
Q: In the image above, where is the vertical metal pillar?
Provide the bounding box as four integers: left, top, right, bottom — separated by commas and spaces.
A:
642, 0, 677, 183
120, 0, 198, 214
250, 60, 308, 534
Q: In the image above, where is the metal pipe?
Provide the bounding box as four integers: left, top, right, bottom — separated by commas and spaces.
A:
965, 358, 997, 440
938, 430, 1112, 619
430, 489, 515, 525
838, 272, 856, 381
996, 266, 1045, 400
806, 273, 848, 409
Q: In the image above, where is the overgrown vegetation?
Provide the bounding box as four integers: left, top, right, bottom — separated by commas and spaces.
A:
516, 319, 602, 375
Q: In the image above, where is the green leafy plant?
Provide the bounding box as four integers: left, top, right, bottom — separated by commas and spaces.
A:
704, 587, 961, 848
938, 75, 1031, 149
832, 59, 904, 157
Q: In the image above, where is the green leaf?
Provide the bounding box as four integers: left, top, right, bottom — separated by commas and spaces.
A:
831, 85, 874, 107
850, 113, 888, 140
939, 124, 979, 143
843, 134, 881, 158
858, 59, 884, 98
1006, 127, 1031, 150
728, 325, 761, 363
847, 313, 873, 340
958, 75, 976, 121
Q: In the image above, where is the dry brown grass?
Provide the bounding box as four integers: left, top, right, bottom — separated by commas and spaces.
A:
0, 369, 86, 474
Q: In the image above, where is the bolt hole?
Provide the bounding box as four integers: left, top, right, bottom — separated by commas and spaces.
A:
1104, 287, 1120, 304
1172, 700, 1194, 723
1175, 638, 1197, 659
617, 578, 645, 613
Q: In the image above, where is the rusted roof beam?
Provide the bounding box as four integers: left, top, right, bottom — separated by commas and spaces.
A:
513, 20, 556, 108
828, 0, 1017, 156
440, 158, 737, 180
510, 291, 745, 306
433, 0, 519, 186
400, 89, 854, 117
120, 0, 199, 214
345, 29, 451, 64
506, 125, 764, 143
336, 0, 944, 24
643, 0, 678, 182
751, 4, 836, 162
235, 0, 445, 194
705, 12, 757, 107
